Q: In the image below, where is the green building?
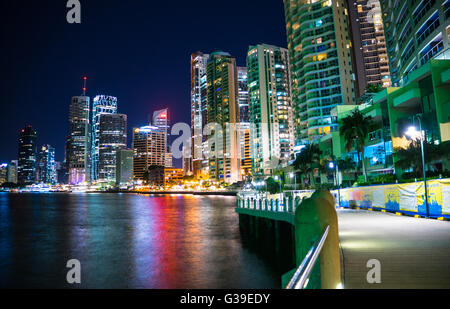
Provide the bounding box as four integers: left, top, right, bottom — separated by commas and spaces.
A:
247, 44, 295, 176
380, 0, 450, 86
206, 51, 241, 184
328, 59, 450, 182
284, 0, 356, 146
326, 95, 394, 184
374, 59, 450, 175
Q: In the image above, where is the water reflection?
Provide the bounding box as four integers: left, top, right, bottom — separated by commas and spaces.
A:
0, 193, 279, 288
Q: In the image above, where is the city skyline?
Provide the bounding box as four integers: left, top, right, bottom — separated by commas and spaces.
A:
0, 0, 287, 166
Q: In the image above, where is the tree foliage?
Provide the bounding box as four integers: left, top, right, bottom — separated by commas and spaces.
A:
339, 109, 373, 182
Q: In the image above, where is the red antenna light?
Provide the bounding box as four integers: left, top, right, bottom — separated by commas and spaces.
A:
82, 76, 87, 96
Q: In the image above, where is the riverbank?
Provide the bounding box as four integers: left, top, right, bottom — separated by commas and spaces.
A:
76, 190, 237, 196
131, 190, 237, 196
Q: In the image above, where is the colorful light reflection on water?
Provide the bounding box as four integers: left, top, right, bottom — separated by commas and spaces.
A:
0, 193, 279, 288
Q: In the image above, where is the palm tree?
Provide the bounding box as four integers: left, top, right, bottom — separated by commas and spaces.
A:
292, 143, 322, 188
339, 109, 373, 182
366, 83, 383, 94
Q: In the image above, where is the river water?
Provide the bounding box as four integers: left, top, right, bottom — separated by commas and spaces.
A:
0, 192, 280, 288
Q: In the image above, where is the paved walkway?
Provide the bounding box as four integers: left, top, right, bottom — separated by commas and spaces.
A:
338, 209, 450, 289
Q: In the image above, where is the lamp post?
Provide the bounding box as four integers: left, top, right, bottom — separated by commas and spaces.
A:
290, 172, 297, 191
329, 161, 341, 208
405, 114, 429, 217
274, 175, 282, 195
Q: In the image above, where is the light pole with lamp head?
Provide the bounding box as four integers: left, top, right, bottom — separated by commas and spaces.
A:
329, 161, 341, 208
289, 172, 297, 191
405, 114, 429, 217
274, 175, 282, 195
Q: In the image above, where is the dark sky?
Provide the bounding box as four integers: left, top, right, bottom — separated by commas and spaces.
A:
0, 0, 287, 167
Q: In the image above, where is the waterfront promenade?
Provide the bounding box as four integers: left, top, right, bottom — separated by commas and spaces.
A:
339, 209, 450, 288
236, 197, 450, 289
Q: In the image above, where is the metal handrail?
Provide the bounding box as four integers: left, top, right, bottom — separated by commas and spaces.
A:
286, 225, 330, 289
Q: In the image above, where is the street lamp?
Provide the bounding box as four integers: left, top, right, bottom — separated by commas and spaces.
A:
274, 175, 282, 195
289, 172, 297, 191
329, 161, 341, 208
405, 114, 429, 217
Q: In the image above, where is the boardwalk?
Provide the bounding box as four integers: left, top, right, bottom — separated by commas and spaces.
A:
338, 209, 450, 289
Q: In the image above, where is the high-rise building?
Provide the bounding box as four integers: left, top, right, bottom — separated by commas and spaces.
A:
7, 160, 17, 184
190, 52, 209, 177
237, 66, 252, 179
164, 152, 173, 168
240, 123, 252, 179
284, 0, 356, 145
206, 51, 241, 184
91, 95, 117, 181
98, 114, 127, 182
68, 96, 91, 185
38, 144, 56, 184
182, 144, 193, 176
18, 125, 37, 185
237, 67, 249, 123
247, 44, 295, 175
347, 0, 391, 96
116, 149, 133, 186
132, 126, 166, 181
151, 108, 170, 148
379, 0, 450, 86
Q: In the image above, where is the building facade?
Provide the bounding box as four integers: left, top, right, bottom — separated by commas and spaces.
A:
132, 126, 166, 181
0, 164, 7, 184
18, 125, 37, 185
116, 149, 133, 186
7, 160, 17, 184
380, 0, 450, 86
191, 52, 209, 177
347, 0, 391, 96
148, 166, 184, 187
206, 51, 241, 184
375, 60, 450, 175
98, 113, 127, 182
91, 95, 118, 181
38, 144, 56, 184
237, 67, 249, 123
284, 0, 356, 145
247, 44, 295, 176
68, 96, 91, 185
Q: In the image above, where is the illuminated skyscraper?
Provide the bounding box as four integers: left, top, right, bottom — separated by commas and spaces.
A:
191, 52, 209, 177
284, 0, 356, 145
91, 95, 117, 181
206, 51, 241, 184
247, 44, 295, 176
18, 125, 37, 185
38, 144, 56, 184
347, 0, 391, 96
379, 0, 450, 86
237, 67, 251, 178
132, 126, 166, 181
237, 67, 249, 123
151, 108, 170, 147
68, 96, 90, 184
151, 108, 172, 168
98, 113, 127, 182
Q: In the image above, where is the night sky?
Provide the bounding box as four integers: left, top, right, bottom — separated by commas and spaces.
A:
1, 0, 287, 167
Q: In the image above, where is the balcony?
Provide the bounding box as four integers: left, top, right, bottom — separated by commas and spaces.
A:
393, 88, 421, 108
